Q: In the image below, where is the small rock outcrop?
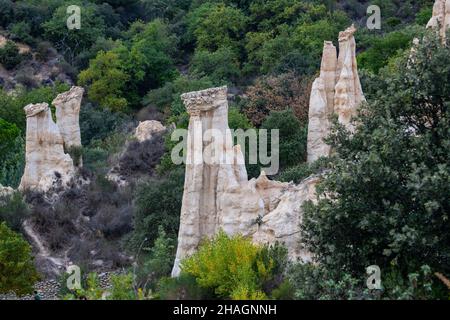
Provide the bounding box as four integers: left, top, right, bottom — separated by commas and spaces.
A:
19, 103, 75, 192
0, 184, 14, 198
134, 120, 166, 142
53, 86, 84, 149
427, 0, 450, 41
307, 25, 365, 163
171, 86, 318, 276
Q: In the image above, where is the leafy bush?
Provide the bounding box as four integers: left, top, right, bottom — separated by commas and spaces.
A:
191, 47, 241, 84
261, 109, 308, 170
0, 192, 29, 232
278, 157, 332, 184
127, 167, 184, 251
0, 118, 24, 187
0, 222, 40, 295
157, 274, 214, 300
181, 231, 274, 300
0, 40, 23, 70
63, 272, 151, 300
134, 226, 176, 291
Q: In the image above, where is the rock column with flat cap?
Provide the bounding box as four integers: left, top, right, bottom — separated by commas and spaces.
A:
172, 86, 319, 276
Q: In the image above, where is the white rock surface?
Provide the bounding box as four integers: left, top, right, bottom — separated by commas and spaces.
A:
19, 103, 75, 192
134, 120, 166, 142
307, 25, 365, 163
0, 184, 14, 198
171, 86, 318, 276
427, 0, 450, 41
53, 86, 84, 149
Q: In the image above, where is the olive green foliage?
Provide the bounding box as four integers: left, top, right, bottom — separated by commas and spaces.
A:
0, 119, 24, 187
301, 35, 450, 299
79, 20, 177, 111
0, 222, 40, 295
358, 28, 420, 73
144, 75, 214, 117
181, 231, 274, 300
127, 168, 184, 251
134, 226, 176, 290
78, 49, 130, 112
0, 192, 29, 232
62, 272, 152, 300
261, 109, 308, 170
0, 40, 23, 70
43, 1, 106, 63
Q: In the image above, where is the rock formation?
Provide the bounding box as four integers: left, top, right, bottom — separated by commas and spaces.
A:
427, 0, 450, 41
307, 25, 365, 163
172, 86, 318, 276
19, 103, 75, 192
134, 120, 166, 142
0, 184, 14, 199
53, 86, 84, 150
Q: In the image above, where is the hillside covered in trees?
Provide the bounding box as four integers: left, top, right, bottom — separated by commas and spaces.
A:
0, 0, 449, 300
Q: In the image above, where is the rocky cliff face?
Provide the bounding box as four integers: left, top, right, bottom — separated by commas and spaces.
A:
19, 103, 75, 192
307, 25, 365, 163
171, 86, 318, 276
427, 0, 450, 41
19, 87, 84, 192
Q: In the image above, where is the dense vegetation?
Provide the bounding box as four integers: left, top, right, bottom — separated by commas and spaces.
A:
1, 0, 448, 300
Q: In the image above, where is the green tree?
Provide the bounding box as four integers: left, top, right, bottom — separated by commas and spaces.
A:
191, 47, 241, 84
301, 35, 450, 298
191, 3, 247, 52
0, 222, 40, 295
0, 119, 24, 187
43, 2, 106, 64
0, 40, 23, 70
127, 168, 184, 251
126, 20, 178, 99
261, 109, 308, 170
78, 49, 129, 112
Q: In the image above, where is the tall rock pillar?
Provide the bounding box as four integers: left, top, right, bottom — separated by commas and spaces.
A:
427, 0, 450, 41
19, 103, 75, 191
307, 25, 365, 162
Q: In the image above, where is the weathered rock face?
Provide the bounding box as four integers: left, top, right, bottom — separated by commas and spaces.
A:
0, 184, 14, 199
19, 103, 75, 192
307, 25, 365, 162
427, 0, 450, 41
135, 120, 166, 142
172, 86, 318, 276
52, 86, 84, 149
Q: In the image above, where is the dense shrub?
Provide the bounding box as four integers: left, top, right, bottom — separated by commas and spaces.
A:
0, 40, 23, 70
0, 192, 29, 233
127, 167, 184, 251
116, 133, 166, 179
243, 73, 311, 127
0, 118, 24, 187
0, 222, 40, 295
181, 231, 274, 300
191, 47, 241, 84
261, 109, 308, 170
134, 226, 176, 291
